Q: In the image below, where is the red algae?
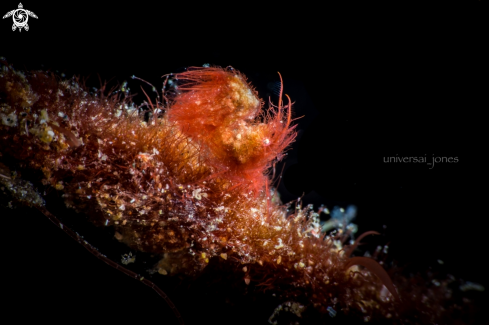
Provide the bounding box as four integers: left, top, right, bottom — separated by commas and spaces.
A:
0, 61, 481, 324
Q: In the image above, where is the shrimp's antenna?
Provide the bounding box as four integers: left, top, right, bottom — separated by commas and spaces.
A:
140, 85, 155, 112
132, 75, 161, 106
277, 72, 284, 109
285, 94, 292, 128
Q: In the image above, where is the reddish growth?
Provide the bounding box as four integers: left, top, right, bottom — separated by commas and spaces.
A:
167, 67, 296, 195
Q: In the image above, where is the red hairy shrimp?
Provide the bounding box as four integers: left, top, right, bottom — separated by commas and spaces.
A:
167, 67, 297, 195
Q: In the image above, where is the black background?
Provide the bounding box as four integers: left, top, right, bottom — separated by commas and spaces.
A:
1, 1, 488, 324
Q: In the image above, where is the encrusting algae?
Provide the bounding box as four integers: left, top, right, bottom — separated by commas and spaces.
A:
0, 59, 481, 324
